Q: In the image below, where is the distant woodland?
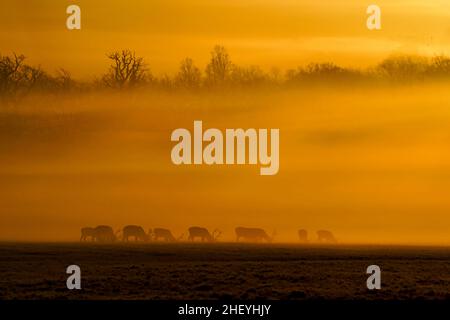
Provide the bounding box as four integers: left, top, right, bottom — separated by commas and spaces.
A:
2, 45, 450, 98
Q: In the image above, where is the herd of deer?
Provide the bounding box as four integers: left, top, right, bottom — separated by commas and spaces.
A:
80, 225, 338, 244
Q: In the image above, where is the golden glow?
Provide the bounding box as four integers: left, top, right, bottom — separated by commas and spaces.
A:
2, 1, 450, 76
1, 1, 450, 244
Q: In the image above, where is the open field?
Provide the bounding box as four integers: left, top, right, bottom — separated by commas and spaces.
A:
2, 0, 450, 304
0, 243, 449, 300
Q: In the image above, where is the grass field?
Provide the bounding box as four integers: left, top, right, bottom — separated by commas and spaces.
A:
0, 243, 449, 300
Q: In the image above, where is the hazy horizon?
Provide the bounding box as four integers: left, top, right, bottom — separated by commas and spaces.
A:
1, 85, 450, 245
2, 1, 450, 78
1, 1, 450, 245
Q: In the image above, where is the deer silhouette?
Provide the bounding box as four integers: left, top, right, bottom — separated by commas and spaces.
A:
298, 229, 308, 243
235, 227, 274, 242
188, 227, 221, 242
152, 228, 182, 242
317, 230, 337, 244
80, 227, 96, 242
87, 225, 116, 242
122, 225, 149, 242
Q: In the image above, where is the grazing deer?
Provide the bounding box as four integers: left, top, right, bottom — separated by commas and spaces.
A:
298, 229, 308, 243
93, 225, 117, 242
235, 227, 274, 243
188, 227, 221, 242
122, 225, 149, 242
152, 228, 182, 242
80, 227, 96, 242
317, 230, 337, 244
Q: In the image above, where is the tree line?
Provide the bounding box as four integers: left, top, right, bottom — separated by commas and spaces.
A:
2, 45, 450, 97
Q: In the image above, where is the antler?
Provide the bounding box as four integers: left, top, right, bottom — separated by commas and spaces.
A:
213, 229, 222, 240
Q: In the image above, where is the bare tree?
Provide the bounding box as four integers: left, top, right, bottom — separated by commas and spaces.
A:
429, 55, 450, 78
176, 58, 201, 89
0, 53, 57, 95
103, 50, 148, 88
55, 68, 75, 90
205, 46, 233, 85
21, 65, 52, 90
375, 55, 428, 82
0, 53, 26, 94
230, 65, 267, 87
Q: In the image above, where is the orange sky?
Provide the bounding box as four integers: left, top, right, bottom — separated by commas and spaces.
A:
1, 1, 450, 244
1, 1, 450, 77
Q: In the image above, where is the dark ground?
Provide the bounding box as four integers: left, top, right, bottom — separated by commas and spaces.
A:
0, 243, 449, 300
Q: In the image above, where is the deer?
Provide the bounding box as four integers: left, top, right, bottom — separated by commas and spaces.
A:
152, 228, 183, 242
188, 227, 221, 242
80, 227, 96, 242
298, 229, 308, 243
92, 225, 117, 242
122, 225, 150, 242
317, 230, 337, 244
235, 227, 274, 243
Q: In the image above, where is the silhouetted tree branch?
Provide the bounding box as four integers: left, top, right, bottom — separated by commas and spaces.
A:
205, 46, 233, 86
4, 47, 450, 100
103, 50, 149, 88
176, 58, 201, 89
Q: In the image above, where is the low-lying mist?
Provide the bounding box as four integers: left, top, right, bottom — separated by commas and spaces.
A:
1, 82, 450, 244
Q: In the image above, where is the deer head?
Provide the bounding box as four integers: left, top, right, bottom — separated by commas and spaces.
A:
270, 229, 277, 242
115, 229, 122, 241
212, 229, 222, 241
